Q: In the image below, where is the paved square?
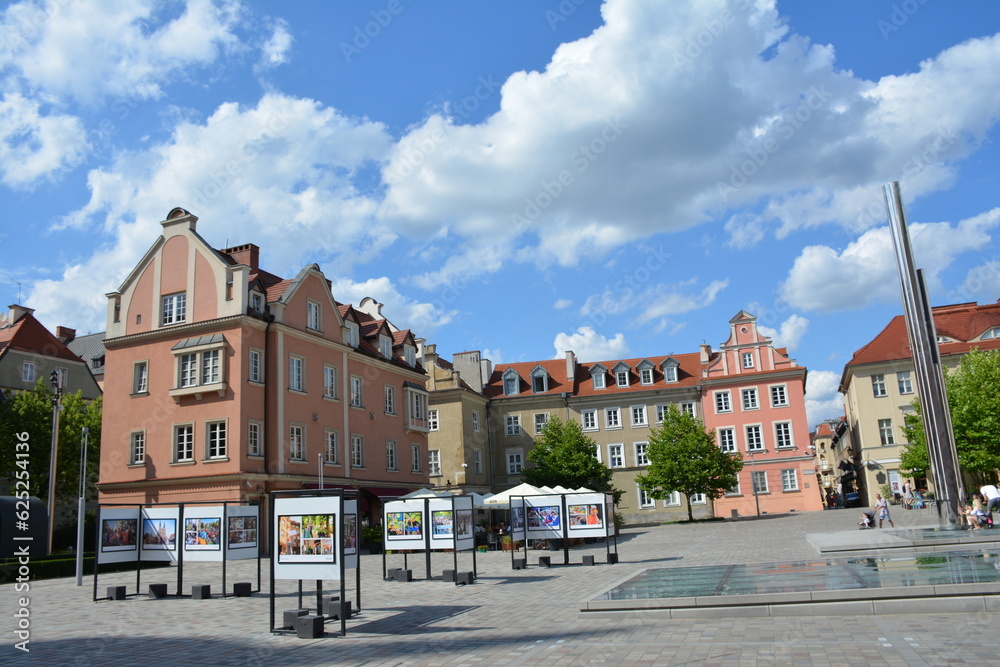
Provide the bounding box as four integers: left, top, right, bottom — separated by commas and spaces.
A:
5, 506, 1000, 665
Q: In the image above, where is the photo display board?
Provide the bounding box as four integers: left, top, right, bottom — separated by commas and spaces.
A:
273, 494, 343, 581
523, 495, 564, 540
140, 506, 180, 562
427, 496, 475, 551
225, 505, 260, 560
182, 505, 224, 562
564, 493, 612, 539
384, 500, 425, 545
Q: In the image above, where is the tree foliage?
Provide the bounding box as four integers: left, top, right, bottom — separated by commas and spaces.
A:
0, 381, 103, 508
899, 348, 1000, 483
637, 404, 743, 521
522, 416, 618, 500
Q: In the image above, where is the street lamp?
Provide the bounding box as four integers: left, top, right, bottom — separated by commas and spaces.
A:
748, 451, 761, 517
75, 426, 88, 585
47, 369, 63, 554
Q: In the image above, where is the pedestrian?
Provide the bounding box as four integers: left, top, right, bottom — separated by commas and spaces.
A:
873, 493, 894, 528
902, 481, 913, 509
980, 482, 1000, 514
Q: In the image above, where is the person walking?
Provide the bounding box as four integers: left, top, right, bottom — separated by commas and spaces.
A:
980, 483, 1000, 514
873, 493, 894, 528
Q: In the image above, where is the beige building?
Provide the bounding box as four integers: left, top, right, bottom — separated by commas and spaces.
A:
840, 300, 1000, 506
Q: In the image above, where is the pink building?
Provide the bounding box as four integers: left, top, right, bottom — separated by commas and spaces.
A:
98, 208, 430, 541
702, 311, 821, 517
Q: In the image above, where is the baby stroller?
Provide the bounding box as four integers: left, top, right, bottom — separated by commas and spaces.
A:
858, 510, 875, 529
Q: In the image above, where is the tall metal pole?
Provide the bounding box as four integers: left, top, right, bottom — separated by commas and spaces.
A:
318, 453, 324, 490
883, 181, 962, 528
76, 426, 89, 585
749, 453, 761, 517
46, 375, 62, 554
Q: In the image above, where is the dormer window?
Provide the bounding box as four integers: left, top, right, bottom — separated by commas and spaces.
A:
162, 292, 186, 326
250, 292, 263, 312
379, 335, 392, 359
404, 345, 416, 367
346, 321, 359, 347
662, 358, 679, 383
530, 366, 549, 393
982, 327, 1000, 340
637, 359, 655, 385
592, 370, 606, 389
502, 369, 520, 396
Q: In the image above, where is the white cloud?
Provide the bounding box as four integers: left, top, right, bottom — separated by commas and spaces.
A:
1, 0, 243, 106
0, 92, 87, 188
552, 326, 629, 361
780, 209, 1000, 312
756, 314, 809, 352
481, 347, 504, 366
553, 298, 573, 310
327, 276, 456, 336
373, 0, 1000, 283
633, 279, 729, 331
26, 92, 393, 333
805, 369, 844, 428
260, 18, 293, 69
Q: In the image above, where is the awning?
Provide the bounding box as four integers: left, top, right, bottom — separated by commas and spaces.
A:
359, 487, 416, 501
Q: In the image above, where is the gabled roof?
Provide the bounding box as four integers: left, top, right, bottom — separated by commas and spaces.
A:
0, 311, 84, 363
845, 300, 1000, 368
65, 332, 106, 375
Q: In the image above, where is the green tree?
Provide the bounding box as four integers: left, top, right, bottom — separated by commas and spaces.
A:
899, 348, 1000, 484
0, 380, 102, 518
522, 416, 618, 500
637, 404, 743, 521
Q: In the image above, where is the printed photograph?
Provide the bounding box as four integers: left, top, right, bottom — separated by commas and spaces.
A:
511, 506, 524, 531
432, 510, 453, 537
527, 505, 561, 530
141, 517, 176, 550
386, 511, 423, 540
343, 514, 357, 554
227, 515, 258, 549
456, 509, 473, 537
184, 517, 222, 550
101, 518, 137, 552
278, 514, 336, 563
568, 503, 604, 530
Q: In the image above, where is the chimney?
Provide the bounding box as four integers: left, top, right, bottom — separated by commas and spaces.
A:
56, 326, 76, 343
8, 304, 35, 323
222, 243, 260, 271
565, 350, 576, 384
452, 350, 483, 392
699, 343, 712, 364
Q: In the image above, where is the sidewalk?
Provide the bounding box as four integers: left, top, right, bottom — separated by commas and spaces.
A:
4, 506, 1000, 665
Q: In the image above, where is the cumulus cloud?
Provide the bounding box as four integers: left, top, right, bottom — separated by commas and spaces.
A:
553, 298, 573, 309
26, 93, 393, 333
327, 276, 456, 336
0, 92, 87, 187
633, 279, 729, 332
552, 326, 629, 361
805, 369, 845, 428
756, 314, 809, 352
375, 0, 1000, 284
259, 18, 293, 69
780, 209, 1000, 312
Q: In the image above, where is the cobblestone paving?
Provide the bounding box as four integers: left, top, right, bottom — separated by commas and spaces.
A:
5, 507, 1000, 665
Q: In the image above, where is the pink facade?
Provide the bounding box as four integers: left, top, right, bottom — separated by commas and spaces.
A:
99, 208, 429, 544
702, 311, 822, 517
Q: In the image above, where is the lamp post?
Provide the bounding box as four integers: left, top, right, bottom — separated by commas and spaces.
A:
749, 452, 761, 517
318, 452, 324, 490
47, 369, 63, 555
75, 426, 88, 585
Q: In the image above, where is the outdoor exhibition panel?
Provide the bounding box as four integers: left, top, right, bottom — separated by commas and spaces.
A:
98, 506, 142, 565
427, 496, 475, 551
509, 491, 618, 567
383, 495, 477, 582
140, 505, 180, 562
224, 504, 260, 561
563, 493, 614, 539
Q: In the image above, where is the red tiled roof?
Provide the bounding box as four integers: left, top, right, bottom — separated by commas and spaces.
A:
264, 278, 294, 303
0, 312, 85, 363
846, 300, 1000, 367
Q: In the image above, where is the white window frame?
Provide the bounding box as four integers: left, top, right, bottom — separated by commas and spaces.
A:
605, 407, 621, 430
608, 444, 624, 468
581, 409, 597, 431
634, 442, 649, 466
248, 420, 263, 457
681, 402, 696, 418
664, 365, 678, 383
770, 383, 788, 407
531, 368, 548, 393
774, 421, 794, 449
206, 420, 227, 460
174, 424, 194, 463
718, 427, 736, 453
345, 321, 359, 347
404, 345, 416, 367
351, 434, 364, 468
878, 418, 895, 445
130, 430, 146, 465
752, 470, 768, 494
503, 369, 520, 396
386, 440, 397, 471
323, 365, 338, 399
21, 361, 35, 383
411, 443, 421, 472
161, 292, 186, 326
289, 355, 304, 392
616, 370, 629, 387
745, 424, 764, 452
307, 300, 321, 331
249, 348, 263, 383
201, 349, 220, 385
715, 391, 732, 413
472, 410, 480, 432
871, 374, 887, 397
592, 372, 606, 389
379, 335, 392, 359
384, 384, 396, 414
132, 360, 148, 394
474, 449, 482, 474
742, 352, 754, 369
507, 449, 523, 474
690, 493, 707, 505
179, 353, 198, 388
664, 491, 681, 506
324, 429, 339, 464
897, 371, 913, 394
741, 387, 759, 411
631, 405, 647, 427
289, 424, 305, 461
640, 368, 654, 385
638, 486, 654, 508
505, 414, 521, 436
250, 292, 263, 312
534, 412, 549, 434
428, 449, 441, 476
428, 409, 439, 431
655, 405, 668, 423
781, 468, 799, 492
350, 375, 363, 407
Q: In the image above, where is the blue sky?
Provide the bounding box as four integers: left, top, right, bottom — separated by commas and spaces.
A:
2, 0, 999, 428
